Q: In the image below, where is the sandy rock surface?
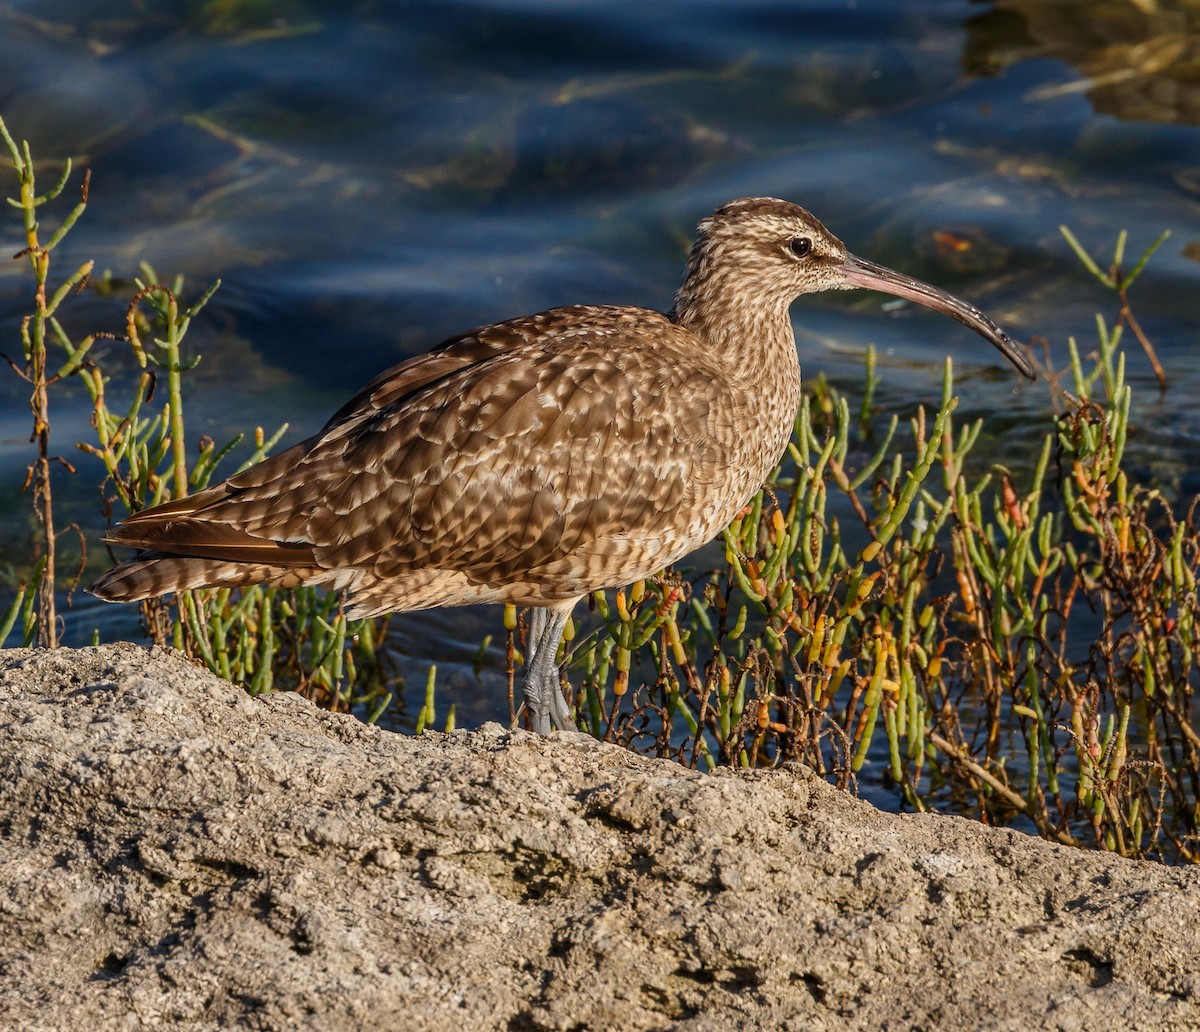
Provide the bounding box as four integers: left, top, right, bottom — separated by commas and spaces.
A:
1, 644, 1198, 1031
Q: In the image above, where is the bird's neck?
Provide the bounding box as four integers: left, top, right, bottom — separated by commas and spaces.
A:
671, 266, 800, 392
671, 268, 802, 481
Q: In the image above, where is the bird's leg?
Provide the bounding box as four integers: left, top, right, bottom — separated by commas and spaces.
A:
523, 603, 575, 734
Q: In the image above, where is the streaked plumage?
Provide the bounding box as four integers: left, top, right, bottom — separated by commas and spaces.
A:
91, 198, 1034, 732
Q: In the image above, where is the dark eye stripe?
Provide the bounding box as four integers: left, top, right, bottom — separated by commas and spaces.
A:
789, 237, 812, 258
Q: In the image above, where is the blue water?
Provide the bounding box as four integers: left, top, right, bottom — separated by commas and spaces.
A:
2, 0, 1198, 765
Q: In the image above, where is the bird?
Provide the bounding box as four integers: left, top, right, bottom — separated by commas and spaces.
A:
90, 197, 1035, 734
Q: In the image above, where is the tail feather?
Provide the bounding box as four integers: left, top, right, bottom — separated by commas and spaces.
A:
89, 553, 321, 602
104, 517, 317, 566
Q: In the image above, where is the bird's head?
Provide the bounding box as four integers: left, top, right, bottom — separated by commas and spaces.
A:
676, 196, 1035, 380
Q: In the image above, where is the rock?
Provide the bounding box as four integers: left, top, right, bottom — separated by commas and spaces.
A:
0, 644, 1197, 1031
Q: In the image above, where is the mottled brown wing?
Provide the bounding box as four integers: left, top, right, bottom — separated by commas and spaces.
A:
109, 306, 733, 593
103, 329, 516, 564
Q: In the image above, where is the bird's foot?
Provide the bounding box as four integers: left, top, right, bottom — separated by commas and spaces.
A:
546, 674, 574, 732
521, 604, 577, 735
523, 667, 574, 735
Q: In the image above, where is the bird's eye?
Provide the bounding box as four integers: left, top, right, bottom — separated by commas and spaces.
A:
788, 237, 812, 258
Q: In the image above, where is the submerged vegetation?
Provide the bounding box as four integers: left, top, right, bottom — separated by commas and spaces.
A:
3, 118, 1197, 861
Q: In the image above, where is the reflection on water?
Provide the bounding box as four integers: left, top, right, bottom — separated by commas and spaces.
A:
2, 0, 1199, 793
968, 0, 1200, 126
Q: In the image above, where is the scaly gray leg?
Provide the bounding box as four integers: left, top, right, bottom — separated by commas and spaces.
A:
523, 604, 575, 734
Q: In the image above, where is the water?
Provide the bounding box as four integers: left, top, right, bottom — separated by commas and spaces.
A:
2, 0, 1198, 758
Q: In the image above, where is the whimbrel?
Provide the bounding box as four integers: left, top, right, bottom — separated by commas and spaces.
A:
91, 198, 1035, 733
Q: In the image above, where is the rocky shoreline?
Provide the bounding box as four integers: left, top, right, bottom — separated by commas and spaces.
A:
1, 644, 1197, 1030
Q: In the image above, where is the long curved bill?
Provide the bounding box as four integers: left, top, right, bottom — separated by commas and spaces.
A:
841, 254, 1036, 381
